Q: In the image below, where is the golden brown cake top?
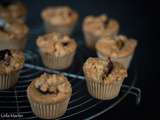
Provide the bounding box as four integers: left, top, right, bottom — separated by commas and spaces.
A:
96, 35, 137, 58
0, 2, 27, 20
37, 32, 77, 56
0, 19, 29, 41
42, 6, 78, 26
27, 73, 72, 104
83, 57, 127, 84
0, 49, 24, 74
83, 14, 119, 36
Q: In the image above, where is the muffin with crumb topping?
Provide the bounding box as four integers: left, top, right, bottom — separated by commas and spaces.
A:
0, 1, 27, 21
0, 49, 24, 90
41, 6, 78, 34
83, 57, 127, 100
0, 19, 29, 50
27, 73, 72, 119
83, 14, 119, 49
36, 32, 77, 69
96, 35, 137, 68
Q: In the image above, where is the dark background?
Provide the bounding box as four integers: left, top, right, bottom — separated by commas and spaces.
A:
1, 0, 159, 119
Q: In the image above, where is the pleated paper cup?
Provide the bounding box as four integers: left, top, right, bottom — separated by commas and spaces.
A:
97, 52, 134, 69
39, 50, 75, 70
44, 22, 76, 35
84, 32, 118, 49
28, 96, 70, 119
83, 32, 100, 49
0, 36, 27, 50
0, 72, 20, 90
86, 78, 123, 100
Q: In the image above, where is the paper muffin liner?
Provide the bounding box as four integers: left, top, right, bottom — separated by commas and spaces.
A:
84, 31, 118, 49
28, 97, 70, 119
44, 22, 76, 34
97, 52, 133, 68
0, 36, 27, 50
86, 78, 123, 100
0, 72, 20, 90
40, 51, 75, 70
83, 32, 100, 49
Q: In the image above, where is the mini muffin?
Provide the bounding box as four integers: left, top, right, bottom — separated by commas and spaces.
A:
36, 32, 77, 69
96, 35, 137, 68
0, 19, 29, 50
83, 57, 127, 100
27, 73, 72, 119
0, 1, 27, 21
41, 6, 78, 34
0, 49, 24, 90
83, 14, 119, 49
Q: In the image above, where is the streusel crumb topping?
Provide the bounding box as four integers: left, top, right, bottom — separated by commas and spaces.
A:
42, 6, 78, 26
37, 32, 77, 56
34, 73, 71, 95
83, 14, 119, 36
96, 35, 137, 58
83, 57, 127, 84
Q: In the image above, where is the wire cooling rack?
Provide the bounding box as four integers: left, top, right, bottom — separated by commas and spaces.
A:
0, 22, 141, 119
0, 50, 141, 120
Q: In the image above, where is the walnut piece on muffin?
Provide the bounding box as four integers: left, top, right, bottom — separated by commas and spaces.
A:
36, 32, 77, 57
0, 49, 24, 74
41, 6, 78, 26
83, 57, 127, 84
28, 73, 72, 103
96, 35, 137, 58
83, 14, 119, 37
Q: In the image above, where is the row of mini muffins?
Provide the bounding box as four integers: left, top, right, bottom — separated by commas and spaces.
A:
0, 30, 136, 85
41, 6, 137, 61
36, 32, 137, 69
41, 6, 121, 49
0, 5, 120, 50
0, 1, 118, 40
0, 4, 136, 51
26, 57, 127, 119
0, 5, 137, 68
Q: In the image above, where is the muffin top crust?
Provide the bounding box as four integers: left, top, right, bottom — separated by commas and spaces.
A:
37, 32, 77, 57
0, 19, 29, 41
0, 2, 27, 20
27, 73, 72, 104
83, 14, 119, 36
83, 57, 127, 84
0, 49, 24, 74
42, 6, 78, 26
96, 35, 137, 58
